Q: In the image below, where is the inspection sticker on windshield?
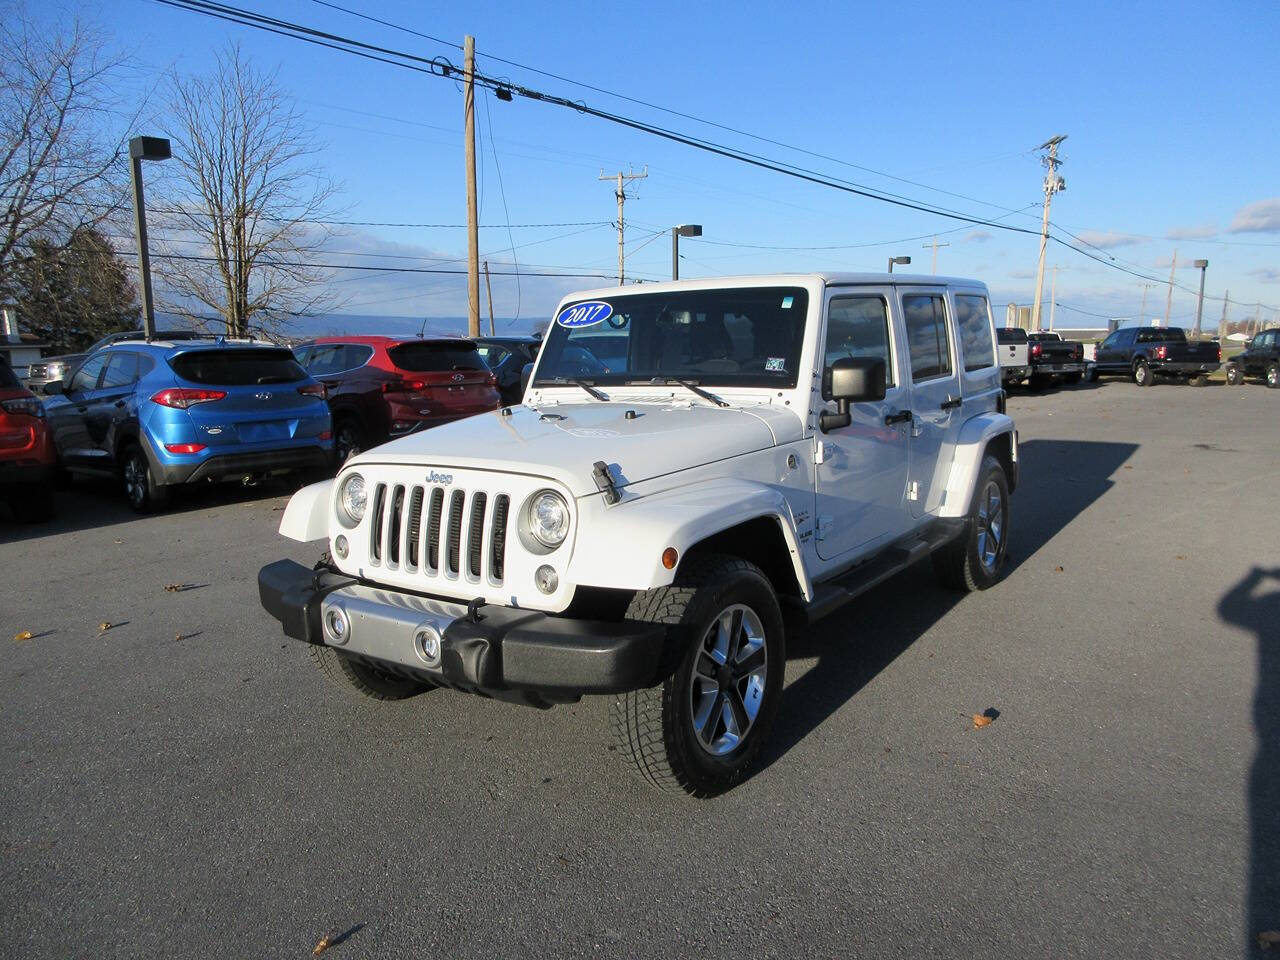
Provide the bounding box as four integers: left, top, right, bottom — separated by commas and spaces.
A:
781, 296, 794, 309
765, 357, 786, 372
557, 300, 613, 328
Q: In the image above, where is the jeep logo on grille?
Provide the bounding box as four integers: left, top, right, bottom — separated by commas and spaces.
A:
426, 470, 454, 485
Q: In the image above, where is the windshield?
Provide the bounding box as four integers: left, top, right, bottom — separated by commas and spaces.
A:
535, 287, 809, 388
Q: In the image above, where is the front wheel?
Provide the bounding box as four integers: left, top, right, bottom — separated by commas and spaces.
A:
1226, 364, 1243, 386
933, 454, 1011, 592
1133, 360, 1154, 387
1267, 363, 1279, 389
121, 443, 170, 513
610, 554, 785, 797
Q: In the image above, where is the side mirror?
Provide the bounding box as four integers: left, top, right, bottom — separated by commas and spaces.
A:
42, 380, 65, 396
519, 362, 534, 395
820, 357, 886, 433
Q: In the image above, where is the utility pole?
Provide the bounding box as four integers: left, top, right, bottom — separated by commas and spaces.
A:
1162, 249, 1177, 327
1218, 291, 1229, 341
599, 167, 646, 285
1191, 259, 1208, 339
923, 236, 950, 274
483, 260, 495, 336
1030, 135, 1067, 333
1138, 283, 1153, 324
463, 35, 480, 337
1048, 265, 1059, 331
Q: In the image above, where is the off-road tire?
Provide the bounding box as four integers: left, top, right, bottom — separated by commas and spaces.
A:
1267, 363, 1279, 389
121, 443, 170, 513
933, 454, 1011, 592
1226, 364, 1243, 386
309, 645, 429, 701
1133, 360, 1153, 387
610, 553, 785, 798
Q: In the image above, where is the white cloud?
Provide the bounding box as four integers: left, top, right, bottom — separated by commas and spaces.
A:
1166, 223, 1218, 240
962, 229, 992, 243
1075, 230, 1141, 250
1247, 267, 1280, 284
1228, 198, 1280, 233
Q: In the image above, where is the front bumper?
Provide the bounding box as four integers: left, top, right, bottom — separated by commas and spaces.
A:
258, 559, 666, 704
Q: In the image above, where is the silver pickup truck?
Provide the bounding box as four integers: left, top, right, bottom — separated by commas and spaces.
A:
996, 327, 1031, 386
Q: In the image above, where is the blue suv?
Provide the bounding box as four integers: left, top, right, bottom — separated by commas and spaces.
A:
42, 338, 332, 512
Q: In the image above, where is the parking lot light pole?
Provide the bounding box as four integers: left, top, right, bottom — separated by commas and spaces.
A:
1192, 259, 1209, 339
129, 136, 172, 341
671, 224, 702, 280
888, 256, 911, 273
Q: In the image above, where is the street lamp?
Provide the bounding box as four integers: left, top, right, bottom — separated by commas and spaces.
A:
129, 136, 171, 341
671, 224, 702, 280
888, 256, 911, 273
1192, 259, 1209, 339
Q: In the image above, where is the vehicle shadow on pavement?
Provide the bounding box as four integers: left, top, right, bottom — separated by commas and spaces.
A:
756, 438, 1139, 777
0, 472, 324, 544
1216, 567, 1280, 957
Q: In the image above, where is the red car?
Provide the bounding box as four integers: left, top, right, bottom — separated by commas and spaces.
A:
0, 356, 56, 521
293, 336, 501, 462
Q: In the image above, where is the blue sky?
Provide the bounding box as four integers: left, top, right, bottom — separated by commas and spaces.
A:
86, 0, 1280, 330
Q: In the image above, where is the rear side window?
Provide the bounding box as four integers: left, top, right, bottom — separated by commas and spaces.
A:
100, 352, 140, 389
954, 295, 996, 372
170, 348, 305, 385
902, 294, 953, 381
388, 342, 484, 372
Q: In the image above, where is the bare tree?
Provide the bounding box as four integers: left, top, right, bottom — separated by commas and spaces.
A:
0, 4, 137, 300
156, 45, 340, 337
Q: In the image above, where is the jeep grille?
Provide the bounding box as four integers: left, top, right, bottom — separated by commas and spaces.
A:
369, 481, 509, 586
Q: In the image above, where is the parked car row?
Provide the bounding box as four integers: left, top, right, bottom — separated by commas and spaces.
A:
5, 331, 537, 522
998, 325, 1233, 389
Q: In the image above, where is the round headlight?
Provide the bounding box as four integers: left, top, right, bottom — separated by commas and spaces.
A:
527, 490, 570, 548
337, 472, 367, 525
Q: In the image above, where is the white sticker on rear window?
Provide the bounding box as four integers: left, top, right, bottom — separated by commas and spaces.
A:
781, 296, 794, 309
765, 357, 786, 372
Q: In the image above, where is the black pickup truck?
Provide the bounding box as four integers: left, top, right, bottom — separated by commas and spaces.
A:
1225, 329, 1279, 388
1026, 332, 1085, 387
1085, 326, 1220, 386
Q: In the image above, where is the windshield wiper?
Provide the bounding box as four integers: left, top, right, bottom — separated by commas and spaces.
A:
669, 378, 730, 408
551, 377, 608, 401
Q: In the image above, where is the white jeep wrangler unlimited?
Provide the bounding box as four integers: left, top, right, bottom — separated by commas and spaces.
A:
259, 274, 1017, 796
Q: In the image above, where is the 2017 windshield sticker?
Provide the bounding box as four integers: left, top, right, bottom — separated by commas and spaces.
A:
765, 357, 786, 372
557, 301, 613, 328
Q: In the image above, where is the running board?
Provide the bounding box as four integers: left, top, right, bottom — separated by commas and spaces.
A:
796, 522, 964, 625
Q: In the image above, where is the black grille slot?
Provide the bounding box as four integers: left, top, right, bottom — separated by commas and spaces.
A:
426, 488, 444, 572
370, 483, 387, 561
467, 493, 487, 579
406, 486, 424, 569
491, 495, 509, 581
446, 489, 465, 574
387, 485, 405, 565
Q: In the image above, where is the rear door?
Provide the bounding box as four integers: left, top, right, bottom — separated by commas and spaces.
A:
168, 347, 321, 449
898, 288, 963, 519
85, 351, 141, 457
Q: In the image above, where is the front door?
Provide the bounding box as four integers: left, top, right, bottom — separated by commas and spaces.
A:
898, 288, 963, 519
813, 289, 910, 561
47, 352, 107, 466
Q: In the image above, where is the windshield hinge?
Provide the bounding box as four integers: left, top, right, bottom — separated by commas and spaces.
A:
592, 460, 621, 505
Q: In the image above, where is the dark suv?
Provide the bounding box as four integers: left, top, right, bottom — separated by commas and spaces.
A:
474, 336, 541, 404
1225, 329, 1280, 387
293, 336, 501, 463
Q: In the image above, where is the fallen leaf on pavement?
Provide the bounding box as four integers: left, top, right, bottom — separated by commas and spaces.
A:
312, 935, 333, 955
14, 630, 33, 642
1259, 931, 1280, 951
972, 714, 993, 728
1175, 555, 1186, 561
1123, 465, 1133, 470
113, 538, 123, 544
97, 622, 113, 634
1054, 565, 1065, 573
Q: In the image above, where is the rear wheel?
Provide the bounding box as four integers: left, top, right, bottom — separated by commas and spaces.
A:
1267, 363, 1279, 389
1083, 364, 1098, 383
610, 554, 785, 797
1189, 374, 1209, 387
1133, 360, 1153, 387
121, 443, 170, 513
933, 454, 1011, 592
309, 645, 430, 700
1226, 364, 1243, 386
333, 416, 365, 464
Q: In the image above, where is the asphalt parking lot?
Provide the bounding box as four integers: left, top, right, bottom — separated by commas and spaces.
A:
1, 381, 1276, 959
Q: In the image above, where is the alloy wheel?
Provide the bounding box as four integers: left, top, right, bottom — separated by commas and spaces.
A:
123, 453, 146, 508
688, 604, 768, 757
975, 480, 1004, 573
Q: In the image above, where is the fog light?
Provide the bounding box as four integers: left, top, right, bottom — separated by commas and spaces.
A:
534, 564, 559, 594
334, 534, 349, 559
413, 625, 442, 665
324, 607, 349, 644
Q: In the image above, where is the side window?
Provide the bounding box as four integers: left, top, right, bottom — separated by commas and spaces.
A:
954, 295, 996, 372
307, 344, 345, 376
293, 346, 314, 368
343, 345, 373, 370
902, 294, 953, 381
1100, 331, 1120, 350
823, 296, 893, 395
100, 352, 140, 389
69, 354, 107, 394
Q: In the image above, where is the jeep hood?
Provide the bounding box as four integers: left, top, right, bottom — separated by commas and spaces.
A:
350, 401, 803, 498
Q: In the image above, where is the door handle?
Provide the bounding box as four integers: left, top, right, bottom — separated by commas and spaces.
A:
884, 410, 912, 425
940, 395, 962, 410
